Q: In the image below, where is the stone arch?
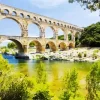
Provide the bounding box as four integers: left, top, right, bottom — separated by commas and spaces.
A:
59, 42, 67, 51
49, 21, 51, 24
75, 32, 81, 39
53, 22, 56, 25
68, 30, 73, 41
9, 39, 24, 53
39, 18, 42, 22
0, 39, 24, 53
45, 26, 55, 38
29, 40, 43, 53
12, 11, 17, 16
1, 17, 21, 25
0, 17, 21, 36
20, 13, 24, 18
75, 32, 81, 46
46, 41, 57, 52
28, 22, 41, 37
61, 24, 63, 27
58, 29, 65, 40
3, 9, 9, 14
64, 25, 67, 28
26, 15, 30, 19
69, 42, 74, 49
33, 17, 37, 20
57, 23, 60, 26
44, 19, 47, 23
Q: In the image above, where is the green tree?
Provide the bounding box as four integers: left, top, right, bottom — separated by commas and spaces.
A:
86, 61, 100, 100
33, 90, 51, 100
60, 69, 79, 100
80, 22, 100, 47
58, 35, 64, 40
7, 42, 17, 49
68, 0, 100, 12
35, 61, 47, 84
29, 42, 35, 47
33, 61, 51, 100
0, 73, 33, 100
68, 34, 72, 41
0, 55, 35, 100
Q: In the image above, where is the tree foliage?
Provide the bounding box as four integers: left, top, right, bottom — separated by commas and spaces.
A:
80, 22, 100, 47
33, 90, 51, 100
58, 35, 64, 40
0, 55, 35, 100
35, 61, 47, 84
29, 42, 35, 47
69, 0, 100, 12
7, 42, 17, 49
86, 61, 100, 100
60, 69, 79, 100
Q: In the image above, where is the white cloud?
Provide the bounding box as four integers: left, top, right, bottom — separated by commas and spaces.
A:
29, 0, 66, 8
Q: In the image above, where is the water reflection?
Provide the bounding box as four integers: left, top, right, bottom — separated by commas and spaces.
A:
2, 54, 93, 80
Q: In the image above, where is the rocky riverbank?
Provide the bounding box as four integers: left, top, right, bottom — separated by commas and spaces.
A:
30, 48, 100, 62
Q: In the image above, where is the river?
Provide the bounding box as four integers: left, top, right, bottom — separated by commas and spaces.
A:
2, 54, 93, 82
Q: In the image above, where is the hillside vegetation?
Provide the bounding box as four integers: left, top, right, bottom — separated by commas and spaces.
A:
80, 22, 100, 47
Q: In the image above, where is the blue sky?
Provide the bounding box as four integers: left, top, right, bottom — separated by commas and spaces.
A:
0, 0, 100, 46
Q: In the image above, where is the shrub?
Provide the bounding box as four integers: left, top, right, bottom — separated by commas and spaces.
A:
0, 73, 35, 100
0, 55, 35, 100
33, 90, 51, 100
33, 83, 52, 100
93, 49, 99, 53
78, 53, 82, 58
0, 54, 12, 72
86, 61, 100, 100
84, 52, 87, 57
59, 91, 71, 100
92, 53, 98, 59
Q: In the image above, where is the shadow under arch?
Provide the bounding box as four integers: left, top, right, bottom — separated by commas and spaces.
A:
69, 43, 74, 49
9, 39, 24, 53
59, 42, 67, 51
46, 41, 57, 52
0, 39, 24, 53
29, 40, 43, 53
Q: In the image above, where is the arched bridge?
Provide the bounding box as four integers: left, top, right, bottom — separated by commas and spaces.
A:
0, 3, 84, 54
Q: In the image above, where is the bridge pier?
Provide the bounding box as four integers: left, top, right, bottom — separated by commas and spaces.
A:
15, 45, 29, 59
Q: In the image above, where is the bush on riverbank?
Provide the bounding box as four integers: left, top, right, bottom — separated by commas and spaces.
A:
78, 53, 82, 58
0, 55, 35, 100
0, 73, 34, 100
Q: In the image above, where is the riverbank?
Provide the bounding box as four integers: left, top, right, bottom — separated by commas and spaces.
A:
30, 48, 100, 62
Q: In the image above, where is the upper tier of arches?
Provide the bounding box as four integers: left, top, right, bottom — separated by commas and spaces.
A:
0, 5, 83, 32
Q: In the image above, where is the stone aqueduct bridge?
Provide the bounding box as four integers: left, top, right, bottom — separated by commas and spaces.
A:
0, 4, 83, 54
